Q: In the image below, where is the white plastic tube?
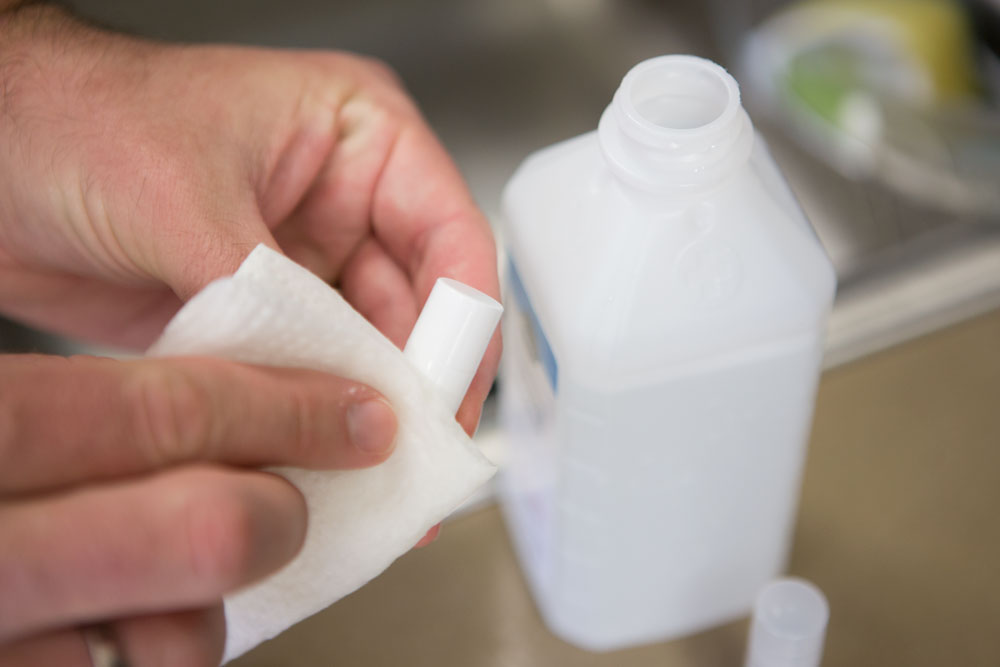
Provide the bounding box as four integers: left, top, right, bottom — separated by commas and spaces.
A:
745, 578, 830, 667
404, 278, 503, 415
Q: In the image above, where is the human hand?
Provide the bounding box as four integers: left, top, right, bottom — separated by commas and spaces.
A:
0, 353, 399, 666
0, 5, 500, 664
0, 5, 501, 436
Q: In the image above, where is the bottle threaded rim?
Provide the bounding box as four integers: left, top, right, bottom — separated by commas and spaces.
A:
598, 55, 754, 192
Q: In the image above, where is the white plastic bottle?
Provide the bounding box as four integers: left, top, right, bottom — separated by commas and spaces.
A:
498, 55, 836, 651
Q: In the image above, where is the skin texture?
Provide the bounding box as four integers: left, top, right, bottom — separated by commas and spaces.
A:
0, 4, 501, 666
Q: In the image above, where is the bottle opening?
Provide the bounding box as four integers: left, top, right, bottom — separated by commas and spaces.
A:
626, 57, 734, 131
598, 55, 753, 191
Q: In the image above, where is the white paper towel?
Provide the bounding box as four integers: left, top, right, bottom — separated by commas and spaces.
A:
147, 245, 497, 661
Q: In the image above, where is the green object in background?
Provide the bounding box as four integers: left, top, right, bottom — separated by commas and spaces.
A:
749, 0, 1000, 214
786, 47, 859, 126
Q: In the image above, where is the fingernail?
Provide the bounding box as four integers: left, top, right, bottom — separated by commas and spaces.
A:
346, 398, 397, 456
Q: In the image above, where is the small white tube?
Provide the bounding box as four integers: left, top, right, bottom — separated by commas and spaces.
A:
404, 278, 503, 415
745, 578, 829, 667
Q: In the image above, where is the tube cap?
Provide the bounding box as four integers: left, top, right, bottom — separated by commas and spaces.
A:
403, 278, 503, 415
745, 578, 829, 667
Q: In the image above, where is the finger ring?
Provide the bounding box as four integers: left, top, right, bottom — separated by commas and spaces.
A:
83, 623, 130, 667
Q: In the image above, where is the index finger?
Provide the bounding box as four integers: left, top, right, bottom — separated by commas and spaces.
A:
0, 354, 397, 495
367, 123, 502, 433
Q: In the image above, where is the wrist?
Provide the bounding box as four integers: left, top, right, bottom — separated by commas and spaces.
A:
0, 4, 113, 269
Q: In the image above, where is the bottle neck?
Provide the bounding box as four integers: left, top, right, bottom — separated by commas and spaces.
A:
598, 55, 754, 194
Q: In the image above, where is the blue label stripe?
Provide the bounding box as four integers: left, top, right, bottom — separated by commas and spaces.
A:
508, 259, 559, 392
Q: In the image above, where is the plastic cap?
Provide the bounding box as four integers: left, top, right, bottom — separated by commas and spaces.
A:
745, 578, 829, 667
403, 278, 503, 415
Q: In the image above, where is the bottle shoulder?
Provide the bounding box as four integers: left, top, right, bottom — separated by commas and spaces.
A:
502, 136, 835, 390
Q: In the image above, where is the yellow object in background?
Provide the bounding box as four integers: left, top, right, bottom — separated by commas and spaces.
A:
742, 0, 1000, 214
810, 0, 981, 103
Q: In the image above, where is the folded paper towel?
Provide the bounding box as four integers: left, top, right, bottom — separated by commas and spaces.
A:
147, 245, 497, 661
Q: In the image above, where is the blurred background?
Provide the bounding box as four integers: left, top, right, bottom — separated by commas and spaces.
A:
1, 1, 998, 665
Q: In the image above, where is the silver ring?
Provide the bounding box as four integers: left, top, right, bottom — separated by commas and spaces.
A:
83, 623, 130, 667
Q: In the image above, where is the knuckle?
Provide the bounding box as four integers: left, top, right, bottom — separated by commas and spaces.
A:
283, 383, 330, 464
182, 481, 257, 592
357, 55, 401, 85
126, 363, 213, 465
